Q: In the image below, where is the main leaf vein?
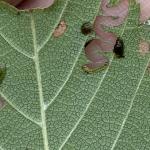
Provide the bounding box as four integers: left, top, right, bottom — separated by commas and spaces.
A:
30, 14, 49, 150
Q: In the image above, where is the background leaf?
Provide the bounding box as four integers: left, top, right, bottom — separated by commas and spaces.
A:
0, 0, 150, 150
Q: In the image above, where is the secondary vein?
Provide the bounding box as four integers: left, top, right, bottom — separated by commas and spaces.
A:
59, 56, 114, 150
0, 92, 41, 126
37, 0, 70, 52
110, 57, 150, 150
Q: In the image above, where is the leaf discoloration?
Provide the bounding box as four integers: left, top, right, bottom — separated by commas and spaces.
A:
139, 40, 150, 56
53, 20, 67, 38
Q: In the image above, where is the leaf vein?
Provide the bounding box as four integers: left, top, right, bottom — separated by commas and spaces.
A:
59, 56, 114, 150
110, 57, 150, 150
0, 32, 33, 59
0, 92, 41, 126
30, 14, 49, 150
44, 40, 83, 110
37, 0, 70, 52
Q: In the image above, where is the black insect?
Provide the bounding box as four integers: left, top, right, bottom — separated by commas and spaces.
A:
113, 37, 125, 58
81, 22, 93, 35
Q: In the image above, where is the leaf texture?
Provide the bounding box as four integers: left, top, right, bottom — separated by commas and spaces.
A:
0, 1, 150, 150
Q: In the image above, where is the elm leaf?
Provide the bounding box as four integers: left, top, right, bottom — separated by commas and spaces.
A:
0, 1, 150, 150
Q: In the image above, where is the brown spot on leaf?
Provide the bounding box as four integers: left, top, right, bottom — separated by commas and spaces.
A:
139, 40, 150, 56
53, 21, 67, 38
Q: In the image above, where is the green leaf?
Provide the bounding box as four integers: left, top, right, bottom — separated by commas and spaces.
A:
0, 1, 150, 150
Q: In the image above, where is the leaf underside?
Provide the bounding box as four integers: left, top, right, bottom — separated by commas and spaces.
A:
0, 1, 150, 150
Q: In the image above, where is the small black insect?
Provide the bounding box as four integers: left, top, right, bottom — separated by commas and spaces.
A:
113, 37, 124, 58
81, 22, 93, 35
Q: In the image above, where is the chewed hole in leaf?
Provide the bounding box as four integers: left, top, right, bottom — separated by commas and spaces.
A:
53, 20, 67, 38
4, 0, 55, 10
83, 39, 110, 73
139, 40, 150, 56
0, 64, 6, 85
136, 0, 150, 23
83, 0, 129, 73
84, 39, 93, 48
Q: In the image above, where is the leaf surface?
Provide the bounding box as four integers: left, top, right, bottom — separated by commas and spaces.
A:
0, 1, 150, 150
